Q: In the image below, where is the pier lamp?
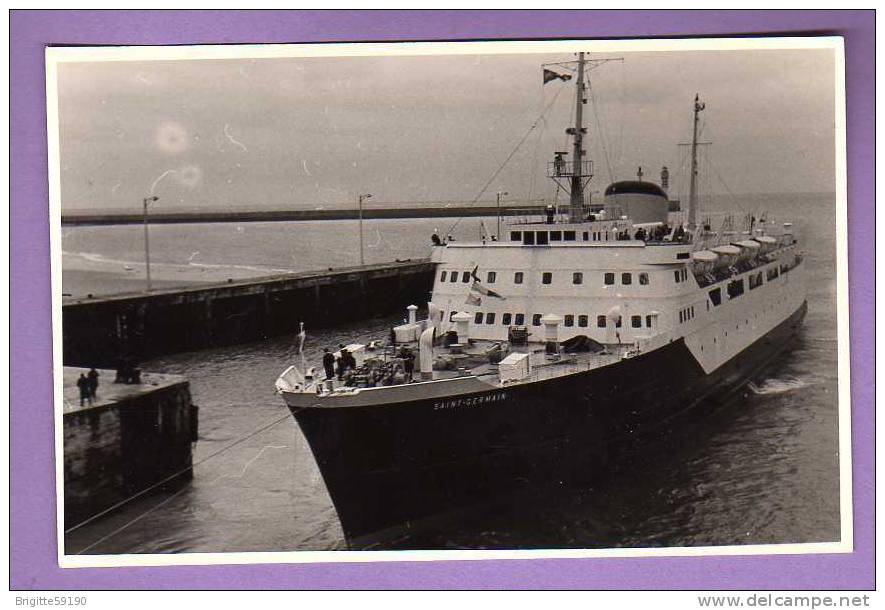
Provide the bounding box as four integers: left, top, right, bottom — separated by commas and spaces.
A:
496, 191, 508, 239
143, 195, 159, 291
358, 193, 372, 266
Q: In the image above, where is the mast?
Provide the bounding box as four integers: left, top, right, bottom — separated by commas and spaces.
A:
568, 52, 587, 223
688, 93, 705, 230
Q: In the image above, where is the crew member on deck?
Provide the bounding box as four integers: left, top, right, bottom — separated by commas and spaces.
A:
322, 348, 335, 380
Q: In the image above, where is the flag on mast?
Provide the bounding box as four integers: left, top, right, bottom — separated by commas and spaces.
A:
543, 68, 572, 85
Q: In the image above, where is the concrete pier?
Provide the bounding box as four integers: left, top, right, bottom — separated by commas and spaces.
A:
63, 367, 197, 530
62, 259, 435, 366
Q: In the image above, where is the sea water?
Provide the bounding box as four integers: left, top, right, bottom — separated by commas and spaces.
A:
63, 192, 842, 552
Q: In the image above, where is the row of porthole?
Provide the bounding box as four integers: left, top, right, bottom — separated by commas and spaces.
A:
439, 269, 651, 287
459, 311, 655, 329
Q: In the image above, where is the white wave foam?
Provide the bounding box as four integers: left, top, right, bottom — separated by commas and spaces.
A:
747, 377, 811, 395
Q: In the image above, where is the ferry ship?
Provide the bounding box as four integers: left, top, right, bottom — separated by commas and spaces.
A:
275, 53, 807, 546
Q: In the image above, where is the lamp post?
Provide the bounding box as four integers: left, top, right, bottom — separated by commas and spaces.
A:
358, 193, 372, 266
496, 191, 508, 239
143, 196, 159, 291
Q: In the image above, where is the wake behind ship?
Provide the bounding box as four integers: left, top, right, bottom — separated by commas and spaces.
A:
275, 53, 807, 546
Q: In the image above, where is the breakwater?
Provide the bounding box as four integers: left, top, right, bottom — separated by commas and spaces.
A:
62, 367, 197, 533
62, 259, 436, 366
61, 205, 548, 226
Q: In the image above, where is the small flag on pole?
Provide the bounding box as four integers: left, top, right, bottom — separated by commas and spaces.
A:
543, 68, 572, 85
469, 266, 506, 300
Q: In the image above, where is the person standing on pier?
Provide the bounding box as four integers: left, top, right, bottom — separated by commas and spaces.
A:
76, 373, 92, 407
87, 367, 100, 399
322, 348, 336, 381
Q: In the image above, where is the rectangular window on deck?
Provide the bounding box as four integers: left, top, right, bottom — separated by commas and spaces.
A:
514, 313, 525, 326
727, 279, 745, 298
564, 231, 576, 241
597, 315, 606, 328
622, 273, 632, 285
709, 288, 722, 306
550, 231, 562, 241
502, 313, 512, 325
573, 272, 583, 285
631, 315, 641, 328
514, 272, 524, 284
578, 315, 588, 327
639, 272, 649, 285
564, 315, 574, 327
604, 272, 615, 285
462, 271, 471, 283
487, 271, 497, 283
474, 312, 483, 324
440, 271, 447, 282
645, 315, 653, 327
510, 231, 522, 242
674, 270, 681, 283
486, 312, 496, 325
532, 314, 542, 327
582, 231, 589, 241
679, 311, 684, 323
536, 232, 549, 245
523, 231, 535, 245
542, 272, 553, 285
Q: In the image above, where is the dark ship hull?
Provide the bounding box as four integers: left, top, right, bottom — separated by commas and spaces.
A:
290, 301, 807, 546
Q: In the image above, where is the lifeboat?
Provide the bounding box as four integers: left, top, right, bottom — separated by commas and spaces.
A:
734, 239, 761, 261
754, 235, 778, 254
711, 244, 741, 268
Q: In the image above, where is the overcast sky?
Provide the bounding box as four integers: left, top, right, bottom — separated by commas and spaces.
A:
56, 46, 837, 211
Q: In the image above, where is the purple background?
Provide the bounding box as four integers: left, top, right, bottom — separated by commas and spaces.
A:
10, 10, 874, 590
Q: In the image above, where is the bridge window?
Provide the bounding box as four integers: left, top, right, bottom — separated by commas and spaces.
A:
767, 266, 780, 281
514, 313, 525, 326
639, 272, 649, 285
631, 315, 641, 328
709, 287, 722, 306
727, 279, 745, 299
564, 314, 575, 327
597, 315, 606, 328
604, 273, 615, 285
440, 270, 447, 282
502, 313, 512, 325
487, 271, 497, 284
523, 231, 536, 245
622, 273, 632, 285
532, 314, 542, 326
749, 272, 763, 290
485, 312, 496, 325
462, 271, 471, 283
550, 230, 562, 241
536, 232, 549, 245
510, 231, 522, 242
474, 312, 483, 324
450, 272, 458, 283
564, 231, 576, 241
514, 272, 524, 284
582, 231, 589, 241
542, 272, 553, 285
578, 315, 588, 328
573, 272, 583, 285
